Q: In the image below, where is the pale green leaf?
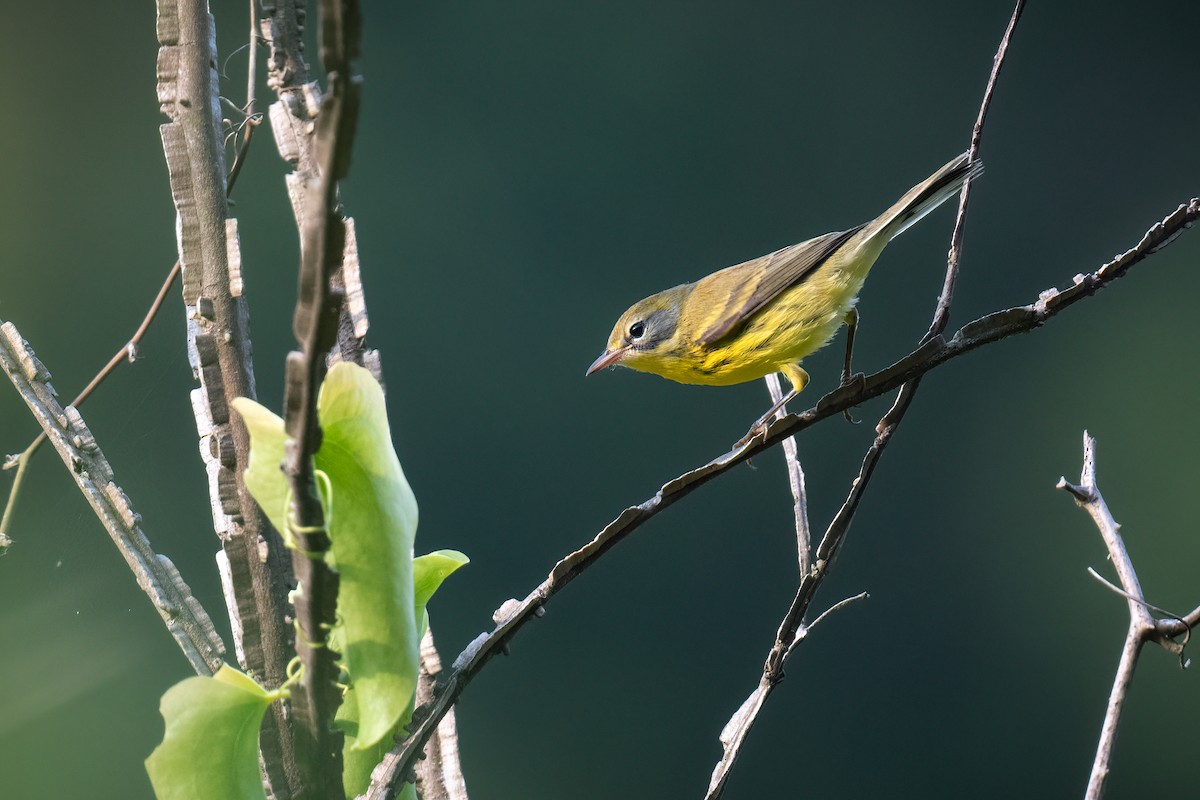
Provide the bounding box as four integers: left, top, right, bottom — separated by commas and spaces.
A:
231, 397, 289, 539
317, 363, 420, 749
145, 664, 279, 800
413, 550, 470, 615
340, 549, 469, 798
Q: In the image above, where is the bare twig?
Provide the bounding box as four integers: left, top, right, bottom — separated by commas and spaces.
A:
1059, 433, 1147, 800
0, 322, 225, 673
764, 373, 811, 573
225, 0, 262, 198
927, 0, 1024, 339
155, 0, 297, 792
1058, 432, 1198, 799
705, 590, 867, 799
0, 447, 28, 545
370, 196, 1199, 798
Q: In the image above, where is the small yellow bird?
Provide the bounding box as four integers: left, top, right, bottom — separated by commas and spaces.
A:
586, 152, 981, 429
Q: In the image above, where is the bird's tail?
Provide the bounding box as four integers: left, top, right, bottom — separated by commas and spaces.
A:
861, 152, 983, 243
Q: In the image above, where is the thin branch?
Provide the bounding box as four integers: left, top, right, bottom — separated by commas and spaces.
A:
1, 260, 182, 528
706, 590, 867, 800
764, 373, 811, 574
1059, 433, 1148, 800
245, 0, 258, 117
371, 197, 1199, 798
1058, 432, 1199, 799
0, 446, 31, 547
227, 0, 262, 199
708, 372, 820, 800
1058, 433, 1151, 626
706, 379, 914, 799
0, 322, 225, 673
1159, 605, 1200, 640
1089, 626, 1144, 800
1084, 567, 1187, 624
927, 0, 1024, 339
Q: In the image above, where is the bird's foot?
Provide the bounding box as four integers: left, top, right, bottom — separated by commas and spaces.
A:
734, 422, 769, 449
835, 371, 866, 424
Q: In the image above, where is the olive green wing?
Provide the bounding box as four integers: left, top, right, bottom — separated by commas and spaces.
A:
696, 225, 863, 347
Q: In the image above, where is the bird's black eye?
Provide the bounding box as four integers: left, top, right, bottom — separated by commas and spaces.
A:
628, 321, 646, 339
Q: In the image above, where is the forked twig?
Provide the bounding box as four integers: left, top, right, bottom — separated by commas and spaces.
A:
1058, 432, 1198, 799
706, 4, 1025, 794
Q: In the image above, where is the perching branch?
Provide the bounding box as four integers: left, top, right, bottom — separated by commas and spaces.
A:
0, 322, 225, 674
372, 194, 1199, 797
707, 5, 1023, 794
1057, 433, 1196, 800
154, 0, 297, 792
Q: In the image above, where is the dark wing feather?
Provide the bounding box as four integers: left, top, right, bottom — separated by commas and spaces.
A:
697, 225, 863, 346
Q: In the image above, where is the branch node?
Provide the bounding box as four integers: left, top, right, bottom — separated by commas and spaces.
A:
1057, 477, 1093, 504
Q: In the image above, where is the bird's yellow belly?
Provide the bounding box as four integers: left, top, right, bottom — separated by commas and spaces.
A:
677, 269, 863, 386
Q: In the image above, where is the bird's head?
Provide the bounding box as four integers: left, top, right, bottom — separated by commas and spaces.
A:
586, 285, 688, 377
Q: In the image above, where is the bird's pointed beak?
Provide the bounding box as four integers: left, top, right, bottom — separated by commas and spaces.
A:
585, 345, 630, 377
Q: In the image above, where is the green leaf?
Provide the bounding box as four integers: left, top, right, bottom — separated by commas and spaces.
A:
233, 363, 421, 749
145, 664, 280, 800
340, 549, 469, 798
232, 397, 289, 538
316, 363, 421, 749
338, 687, 416, 799
413, 550, 470, 624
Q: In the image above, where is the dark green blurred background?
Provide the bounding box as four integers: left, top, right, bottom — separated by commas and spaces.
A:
2, 1, 1198, 797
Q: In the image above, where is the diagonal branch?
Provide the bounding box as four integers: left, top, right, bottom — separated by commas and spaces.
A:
370, 195, 1199, 798
0, 322, 225, 674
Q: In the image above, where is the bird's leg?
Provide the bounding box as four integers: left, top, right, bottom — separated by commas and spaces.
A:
840, 308, 860, 423
736, 365, 807, 447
